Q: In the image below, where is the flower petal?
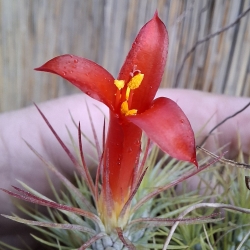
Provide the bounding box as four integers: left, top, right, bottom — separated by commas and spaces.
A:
118, 12, 168, 113
35, 55, 116, 110
103, 112, 142, 205
127, 97, 197, 166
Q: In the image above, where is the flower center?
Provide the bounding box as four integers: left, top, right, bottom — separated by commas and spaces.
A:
114, 72, 144, 116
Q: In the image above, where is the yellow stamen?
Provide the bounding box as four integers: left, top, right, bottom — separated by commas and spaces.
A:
121, 101, 137, 116
127, 73, 144, 89
114, 80, 125, 90
114, 72, 144, 116
125, 87, 131, 100
121, 101, 128, 115
126, 109, 137, 116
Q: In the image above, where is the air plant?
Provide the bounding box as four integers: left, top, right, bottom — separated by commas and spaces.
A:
1, 12, 250, 250
33, 11, 198, 233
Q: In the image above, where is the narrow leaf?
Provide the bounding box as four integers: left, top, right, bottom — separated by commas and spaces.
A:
116, 227, 136, 250
1, 187, 102, 225
24, 140, 95, 213
1, 215, 96, 235
34, 104, 94, 191
128, 212, 222, 229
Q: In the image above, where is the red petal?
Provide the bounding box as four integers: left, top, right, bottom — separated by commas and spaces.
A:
118, 12, 168, 113
127, 97, 197, 166
35, 55, 116, 110
102, 112, 142, 204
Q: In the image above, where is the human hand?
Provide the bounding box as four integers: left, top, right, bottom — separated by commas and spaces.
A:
0, 89, 249, 247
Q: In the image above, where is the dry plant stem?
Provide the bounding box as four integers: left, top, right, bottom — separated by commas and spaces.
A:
116, 227, 135, 250
197, 146, 250, 169
245, 176, 250, 190
199, 101, 250, 146
174, 5, 250, 87
162, 203, 250, 250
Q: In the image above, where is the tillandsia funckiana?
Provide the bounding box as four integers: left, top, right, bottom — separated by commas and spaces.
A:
34, 11, 198, 238
2, 12, 250, 250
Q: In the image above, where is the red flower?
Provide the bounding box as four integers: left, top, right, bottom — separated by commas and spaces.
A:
35, 13, 197, 229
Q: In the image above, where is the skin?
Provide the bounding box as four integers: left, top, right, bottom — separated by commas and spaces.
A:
0, 89, 249, 247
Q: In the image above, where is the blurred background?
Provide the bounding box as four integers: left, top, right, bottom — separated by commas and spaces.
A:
0, 0, 249, 112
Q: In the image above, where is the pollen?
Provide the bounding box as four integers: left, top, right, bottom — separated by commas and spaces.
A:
114, 71, 144, 116
114, 79, 125, 90
121, 101, 137, 116
128, 73, 144, 89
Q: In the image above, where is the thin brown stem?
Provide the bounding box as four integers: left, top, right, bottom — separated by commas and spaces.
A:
197, 146, 250, 169
174, 5, 250, 87
116, 227, 136, 250
199, 101, 250, 146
